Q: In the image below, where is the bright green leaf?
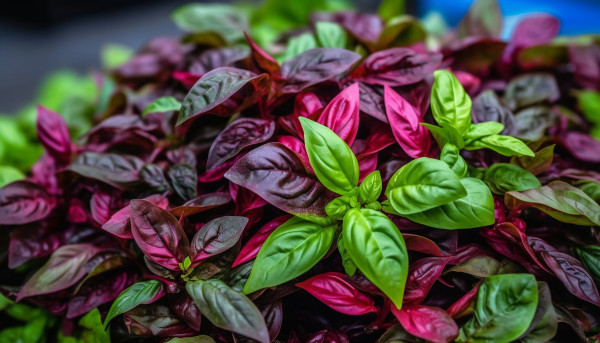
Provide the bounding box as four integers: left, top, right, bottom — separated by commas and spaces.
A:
358, 170, 382, 204
463, 121, 505, 145
440, 144, 468, 178
143, 96, 182, 115
484, 163, 541, 194
315, 21, 348, 48
103, 280, 163, 328
465, 134, 535, 157
377, 0, 405, 22
431, 70, 472, 134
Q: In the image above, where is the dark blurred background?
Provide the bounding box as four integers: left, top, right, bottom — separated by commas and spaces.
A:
1, 0, 600, 113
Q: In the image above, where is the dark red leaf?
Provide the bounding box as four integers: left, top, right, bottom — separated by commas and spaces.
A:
317, 83, 360, 146
403, 257, 450, 304
392, 304, 459, 343
402, 234, 444, 257
245, 32, 280, 75
232, 215, 292, 267
169, 192, 232, 218
447, 282, 480, 319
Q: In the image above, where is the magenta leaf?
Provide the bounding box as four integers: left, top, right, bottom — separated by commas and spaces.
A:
0, 181, 55, 225
560, 131, 600, 163
168, 291, 202, 331
511, 14, 560, 47
207, 117, 276, 170
102, 194, 168, 239
130, 200, 191, 270
245, 32, 280, 75
317, 83, 360, 146
402, 234, 444, 257
17, 244, 101, 300
351, 48, 441, 87
384, 85, 432, 158
191, 216, 248, 263
392, 304, 459, 343
225, 143, 333, 220
36, 106, 72, 163
280, 48, 361, 93
296, 272, 378, 315
232, 215, 292, 267
403, 257, 450, 304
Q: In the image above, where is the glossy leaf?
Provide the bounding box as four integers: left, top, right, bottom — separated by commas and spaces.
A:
207, 117, 275, 170
244, 32, 280, 74
36, 106, 72, 162
457, 274, 538, 343
517, 282, 558, 342
225, 143, 332, 220
440, 144, 468, 178
130, 200, 191, 270
431, 70, 472, 134
385, 157, 466, 215
300, 117, 359, 195
103, 280, 164, 328
17, 244, 100, 300
384, 85, 431, 158
187, 279, 269, 343
0, 181, 55, 225
296, 272, 377, 315
280, 48, 361, 93
69, 152, 145, 189
102, 194, 168, 239
358, 170, 382, 204
404, 177, 495, 229
392, 304, 458, 343
462, 121, 505, 145
232, 215, 291, 268
243, 217, 335, 294
465, 134, 535, 157
168, 163, 198, 201
506, 181, 600, 226
342, 208, 408, 309
317, 83, 360, 146
170, 192, 232, 218
484, 163, 541, 194
191, 216, 248, 262
177, 67, 269, 125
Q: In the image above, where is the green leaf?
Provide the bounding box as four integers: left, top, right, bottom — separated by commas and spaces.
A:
385, 157, 467, 215
337, 235, 357, 276
404, 177, 495, 229
517, 283, 557, 343
79, 309, 110, 343
187, 279, 269, 343
439, 144, 468, 178
575, 245, 600, 282
457, 274, 538, 343
171, 4, 248, 45
103, 280, 163, 328
315, 21, 348, 48
577, 180, 600, 203
325, 196, 353, 220
243, 217, 335, 294
0, 166, 25, 188
484, 163, 541, 194
376, 15, 425, 49
421, 123, 465, 149
431, 70, 472, 134
100, 43, 133, 69
377, 0, 405, 22
143, 96, 182, 115
463, 121, 505, 145
510, 144, 555, 176
465, 134, 535, 157
342, 208, 408, 309
505, 181, 600, 226
358, 170, 382, 204
299, 117, 359, 195
279, 33, 318, 62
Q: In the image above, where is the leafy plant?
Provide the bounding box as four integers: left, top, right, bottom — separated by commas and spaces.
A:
1, 0, 600, 341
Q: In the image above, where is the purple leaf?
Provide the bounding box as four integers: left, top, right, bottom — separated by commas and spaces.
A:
170, 192, 232, 218
36, 106, 72, 163
0, 181, 55, 225
168, 292, 202, 331
191, 216, 248, 263
102, 194, 168, 239
130, 200, 191, 270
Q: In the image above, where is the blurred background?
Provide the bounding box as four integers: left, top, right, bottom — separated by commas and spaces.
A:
1, 0, 600, 113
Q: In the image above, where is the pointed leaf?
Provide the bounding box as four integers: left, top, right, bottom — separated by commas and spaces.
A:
317, 83, 360, 146
103, 280, 164, 328
191, 216, 248, 262
0, 181, 55, 225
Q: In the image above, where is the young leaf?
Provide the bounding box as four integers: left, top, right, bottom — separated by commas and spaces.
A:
484, 163, 541, 194
17, 244, 99, 300
385, 157, 467, 215
191, 216, 248, 263
130, 200, 191, 270
358, 170, 382, 204
0, 181, 55, 225
187, 279, 269, 343
243, 217, 335, 294
142, 96, 182, 115
315, 21, 348, 49
103, 280, 164, 328
225, 143, 332, 220
177, 67, 269, 125
207, 117, 275, 170
431, 70, 472, 134
421, 123, 465, 149
404, 177, 495, 229
392, 304, 459, 343
457, 274, 538, 342
440, 144, 468, 178
317, 83, 360, 146
506, 181, 600, 226
342, 208, 408, 309
296, 272, 377, 315
300, 117, 359, 195
465, 134, 535, 157
384, 85, 432, 158
280, 48, 361, 93
463, 121, 505, 145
